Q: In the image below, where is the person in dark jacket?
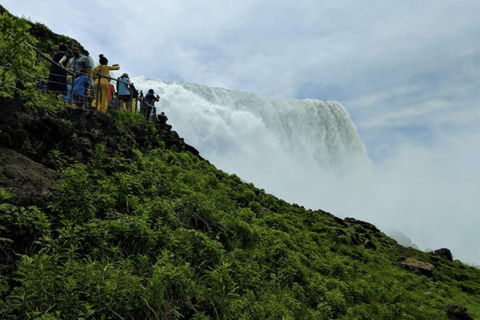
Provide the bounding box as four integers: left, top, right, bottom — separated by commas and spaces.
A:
47, 44, 69, 98
157, 111, 168, 124
143, 89, 160, 121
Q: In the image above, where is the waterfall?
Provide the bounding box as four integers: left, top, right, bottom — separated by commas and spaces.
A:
119, 76, 480, 265
127, 76, 371, 210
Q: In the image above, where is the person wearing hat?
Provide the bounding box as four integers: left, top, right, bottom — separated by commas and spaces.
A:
143, 89, 160, 121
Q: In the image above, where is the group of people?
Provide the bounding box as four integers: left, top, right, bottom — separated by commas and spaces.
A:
46, 44, 161, 122
47, 44, 91, 104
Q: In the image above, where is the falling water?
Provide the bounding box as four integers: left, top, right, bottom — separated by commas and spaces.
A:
114, 75, 479, 266
123, 76, 371, 212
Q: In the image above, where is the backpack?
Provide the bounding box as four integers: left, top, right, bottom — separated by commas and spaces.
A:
72, 76, 90, 96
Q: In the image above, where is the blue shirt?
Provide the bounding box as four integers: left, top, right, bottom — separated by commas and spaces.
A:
73, 75, 93, 96
64, 83, 72, 102
118, 78, 130, 95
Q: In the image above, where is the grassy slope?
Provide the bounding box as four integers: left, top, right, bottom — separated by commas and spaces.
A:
0, 7, 479, 319
0, 109, 478, 320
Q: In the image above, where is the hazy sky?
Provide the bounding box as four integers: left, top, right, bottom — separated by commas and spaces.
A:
2, 0, 479, 264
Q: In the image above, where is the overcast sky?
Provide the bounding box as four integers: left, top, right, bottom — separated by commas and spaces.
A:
2, 0, 479, 263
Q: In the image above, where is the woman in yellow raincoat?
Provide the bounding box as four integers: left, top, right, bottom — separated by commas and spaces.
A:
92, 54, 119, 112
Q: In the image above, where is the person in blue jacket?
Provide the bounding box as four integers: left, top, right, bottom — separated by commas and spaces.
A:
118, 73, 132, 111
64, 76, 72, 103
71, 69, 94, 108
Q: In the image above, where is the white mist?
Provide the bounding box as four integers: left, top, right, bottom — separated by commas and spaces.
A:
121, 75, 479, 266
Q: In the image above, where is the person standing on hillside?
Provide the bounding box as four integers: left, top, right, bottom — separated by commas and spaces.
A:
64, 75, 72, 103
71, 69, 94, 109
108, 82, 116, 109
118, 73, 132, 111
84, 50, 95, 76
157, 111, 168, 124
92, 54, 120, 113
143, 89, 160, 121
68, 45, 92, 80
47, 44, 69, 99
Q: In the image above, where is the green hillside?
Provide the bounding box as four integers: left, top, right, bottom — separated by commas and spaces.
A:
1, 7, 479, 319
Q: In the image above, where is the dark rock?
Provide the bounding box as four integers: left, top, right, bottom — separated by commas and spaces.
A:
0, 114, 18, 126
454, 273, 469, 281
107, 136, 117, 148
344, 217, 380, 233
434, 248, 453, 261
293, 203, 305, 209
0, 95, 205, 168
331, 216, 348, 227
0, 147, 59, 207
344, 250, 368, 263
364, 239, 377, 250
443, 303, 473, 320
350, 233, 362, 246
0, 131, 12, 147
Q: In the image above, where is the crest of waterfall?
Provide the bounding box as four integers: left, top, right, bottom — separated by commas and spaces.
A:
129, 77, 371, 178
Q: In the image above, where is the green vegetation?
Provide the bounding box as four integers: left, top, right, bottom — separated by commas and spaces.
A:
0, 7, 479, 320
0, 10, 40, 99
0, 5, 84, 109
1, 112, 479, 318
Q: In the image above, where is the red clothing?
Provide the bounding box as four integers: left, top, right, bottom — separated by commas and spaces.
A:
108, 84, 115, 100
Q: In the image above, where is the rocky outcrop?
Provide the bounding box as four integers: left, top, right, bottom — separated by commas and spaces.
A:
344, 217, 384, 250
0, 97, 203, 169
434, 248, 453, 261
344, 217, 380, 233
402, 258, 435, 276
0, 147, 59, 207
443, 303, 474, 320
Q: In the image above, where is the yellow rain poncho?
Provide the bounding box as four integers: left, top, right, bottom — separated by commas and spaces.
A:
92, 64, 120, 112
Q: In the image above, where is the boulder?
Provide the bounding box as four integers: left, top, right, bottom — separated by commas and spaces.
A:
434, 248, 453, 261
443, 303, 473, 320
344, 217, 380, 233
0, 147, 59, 207
402, 258, 434, 276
